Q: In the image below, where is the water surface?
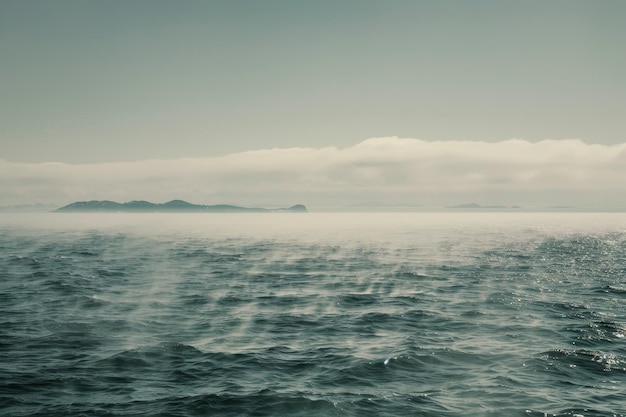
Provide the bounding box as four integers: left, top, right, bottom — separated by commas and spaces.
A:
1, 213, 625, 416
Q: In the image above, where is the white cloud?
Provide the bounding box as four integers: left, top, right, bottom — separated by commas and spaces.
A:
1, 137, 626, 208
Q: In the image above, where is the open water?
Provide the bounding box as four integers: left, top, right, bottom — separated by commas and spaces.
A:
1, 212, 625, 416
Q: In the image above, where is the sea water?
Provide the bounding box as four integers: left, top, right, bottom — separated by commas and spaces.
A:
1, 212, 625, 416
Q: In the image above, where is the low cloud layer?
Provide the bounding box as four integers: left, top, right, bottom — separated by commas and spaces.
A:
2, 137, 626, 208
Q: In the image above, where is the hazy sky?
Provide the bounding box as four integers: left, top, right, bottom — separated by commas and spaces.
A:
1, 1, 625, 207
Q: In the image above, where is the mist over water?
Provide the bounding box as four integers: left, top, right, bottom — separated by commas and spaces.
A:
2, 213, 626, 416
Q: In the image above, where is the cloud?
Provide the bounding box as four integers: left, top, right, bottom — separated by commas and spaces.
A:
2, 137, 626, 208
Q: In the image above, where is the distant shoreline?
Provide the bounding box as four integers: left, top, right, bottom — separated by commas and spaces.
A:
54, 200, 307, 213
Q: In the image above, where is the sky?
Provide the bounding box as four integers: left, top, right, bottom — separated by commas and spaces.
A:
1, 0, 625, 208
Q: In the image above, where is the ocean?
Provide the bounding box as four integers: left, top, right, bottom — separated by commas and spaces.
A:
1, 212, 625, 417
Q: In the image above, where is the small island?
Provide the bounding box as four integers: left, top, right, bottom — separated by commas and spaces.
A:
55, 200, 307, 213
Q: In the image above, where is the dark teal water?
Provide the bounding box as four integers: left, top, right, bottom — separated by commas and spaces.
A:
1, 213, 625, 416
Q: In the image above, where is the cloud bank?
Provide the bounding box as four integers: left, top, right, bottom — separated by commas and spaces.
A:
2, 137, 626, 209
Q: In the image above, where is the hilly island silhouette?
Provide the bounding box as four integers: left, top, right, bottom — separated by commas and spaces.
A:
55, 200, 307, 213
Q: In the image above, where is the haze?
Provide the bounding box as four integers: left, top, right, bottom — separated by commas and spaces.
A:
1, 1, 624, 209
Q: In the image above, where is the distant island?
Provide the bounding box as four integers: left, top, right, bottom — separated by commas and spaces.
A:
55, 200, 307, 213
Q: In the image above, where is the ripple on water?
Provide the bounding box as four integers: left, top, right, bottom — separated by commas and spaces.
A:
2, 215, 626, 416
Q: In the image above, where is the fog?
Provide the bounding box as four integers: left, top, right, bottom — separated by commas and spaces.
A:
2, 137, 625, 209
